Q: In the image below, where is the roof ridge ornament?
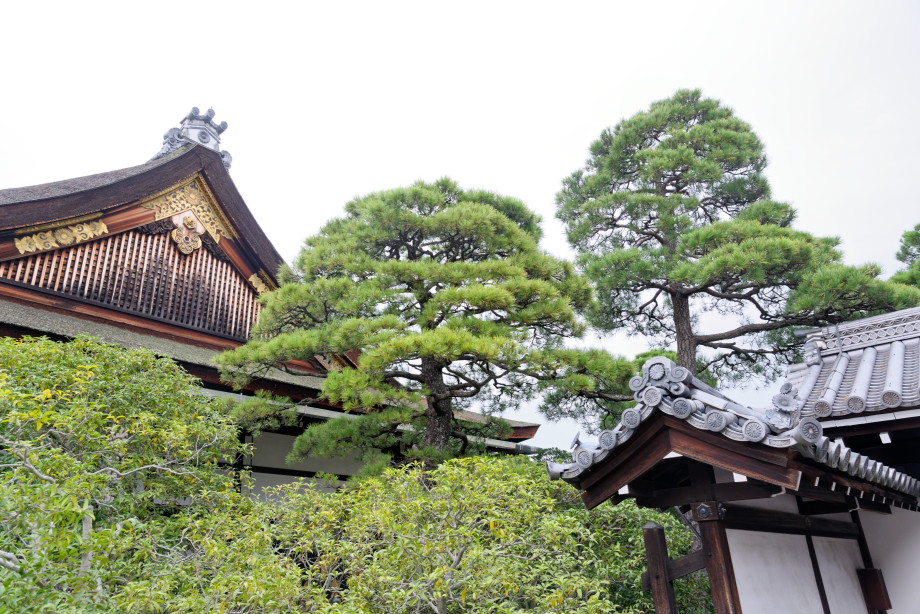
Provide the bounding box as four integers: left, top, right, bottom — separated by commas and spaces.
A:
152, 107, 233, 169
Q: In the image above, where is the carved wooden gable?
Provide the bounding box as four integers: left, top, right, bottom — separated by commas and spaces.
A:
0, 175, 273, 341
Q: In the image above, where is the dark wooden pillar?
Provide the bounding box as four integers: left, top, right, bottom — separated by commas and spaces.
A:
687, 463, 742, 614
643, 522, 678, 613
696, 508, 743, 614
852, 511, 892, 614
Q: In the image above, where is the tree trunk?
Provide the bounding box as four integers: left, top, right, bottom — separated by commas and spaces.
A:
79, 510, 93, 576
421, 357, 452, 450
671, 292, 697, 371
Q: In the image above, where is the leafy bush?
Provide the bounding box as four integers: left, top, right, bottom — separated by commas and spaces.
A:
269, 456, 711, 613
0, 337, 709, 613
0, 336, 301, 613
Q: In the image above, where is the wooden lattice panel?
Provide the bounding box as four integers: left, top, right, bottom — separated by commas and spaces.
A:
0, 230, 261, 340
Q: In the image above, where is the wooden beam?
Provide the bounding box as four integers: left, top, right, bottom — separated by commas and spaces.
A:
856, 569, 892, 611
719, 504, 860, 538
640, 550, 706, 591
579, 414, 670, 491
797, 499, 856, 516
581, 428, 672, 509
635, 480, 785, 509
791, 459, 918, 508
668, 417, 790, 467
642, 522, 678, 613
670, 428, 802, 489
824, 414, 920, 438
805, 533, 832, 614
0, 280, 241, 349
793, 480, 852, 505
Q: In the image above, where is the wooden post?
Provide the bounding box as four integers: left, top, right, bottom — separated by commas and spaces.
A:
697, 516, 743, 614
643, 522, 678, 613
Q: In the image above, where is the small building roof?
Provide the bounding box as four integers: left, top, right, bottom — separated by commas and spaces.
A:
550, 345, 920, 508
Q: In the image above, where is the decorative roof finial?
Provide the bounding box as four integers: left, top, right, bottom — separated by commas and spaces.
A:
152, 107, 232, 169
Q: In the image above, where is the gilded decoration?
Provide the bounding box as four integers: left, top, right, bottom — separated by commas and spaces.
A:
138, 175, 237, 243
14, 219, 108, 254
248, 270, 276, 295
248, 273, 269, 295
171, 215, 204, 254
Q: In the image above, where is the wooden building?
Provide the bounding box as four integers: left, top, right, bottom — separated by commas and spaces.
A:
549, 308, 920, 613
0, 108, 539, 495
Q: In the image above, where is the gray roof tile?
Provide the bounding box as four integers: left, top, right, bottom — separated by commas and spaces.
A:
549, 353, 920, 499
791, 307, 920, 418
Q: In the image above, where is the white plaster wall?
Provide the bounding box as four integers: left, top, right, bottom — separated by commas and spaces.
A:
726, 529, 824, 614
812, 537, 866, 614
859, 506, 920, 612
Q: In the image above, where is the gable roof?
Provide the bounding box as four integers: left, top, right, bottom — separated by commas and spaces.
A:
0, 145, 193, 208
550, 351, 920, 506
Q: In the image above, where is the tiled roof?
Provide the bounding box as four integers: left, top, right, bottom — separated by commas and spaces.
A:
549, 355, 920, 499
785, 306, 920, 418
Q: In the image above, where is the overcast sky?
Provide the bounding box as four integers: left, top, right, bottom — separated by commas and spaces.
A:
2, 1, 918, 448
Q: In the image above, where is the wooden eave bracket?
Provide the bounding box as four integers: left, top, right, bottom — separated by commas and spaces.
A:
790, 457, 920, 512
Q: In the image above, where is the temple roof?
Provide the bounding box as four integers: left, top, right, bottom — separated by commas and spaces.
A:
0, 145, 194, 208
0, 135, 281, 285
550, 347, 920, 502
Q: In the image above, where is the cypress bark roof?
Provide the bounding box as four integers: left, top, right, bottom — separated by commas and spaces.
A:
0, 144, 282, 285
0, 146, 193, 207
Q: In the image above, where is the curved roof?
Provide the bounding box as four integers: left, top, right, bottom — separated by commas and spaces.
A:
550, 354, 920, 500
0, 146, 194, 207
0, 144, 283, 286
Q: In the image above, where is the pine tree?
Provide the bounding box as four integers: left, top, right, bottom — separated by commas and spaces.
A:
218, 179, 602, 465
557, 89, 919, 380
891, 222, 920, 288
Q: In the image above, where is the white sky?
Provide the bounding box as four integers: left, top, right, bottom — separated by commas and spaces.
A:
2, 1, 919, 448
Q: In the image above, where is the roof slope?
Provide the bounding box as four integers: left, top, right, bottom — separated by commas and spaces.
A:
785, 306, 920, 418
0, 144, 282, 284
550, 355, 920, 499
0, 145, 193, 207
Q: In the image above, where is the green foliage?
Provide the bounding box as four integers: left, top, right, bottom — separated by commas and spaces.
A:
218, 179, 627, 463
0, 336, 303, 613
539, 348, 716, 430
896, 223, 920, 266
557, 89, 920, 380
267, 455, 711, 613
891, 223, 920, 290
0, 337, 710, 613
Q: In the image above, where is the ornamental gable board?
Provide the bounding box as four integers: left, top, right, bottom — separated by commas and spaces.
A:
1, 173, 269, 342
0, 143, 281, 348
